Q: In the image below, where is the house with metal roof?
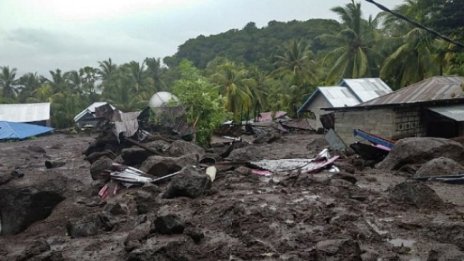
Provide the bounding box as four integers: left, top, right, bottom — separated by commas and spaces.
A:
74, 102, 115, 128
0, 103, 51, 126
325, 76, 464, 144
298, 78, 392, 129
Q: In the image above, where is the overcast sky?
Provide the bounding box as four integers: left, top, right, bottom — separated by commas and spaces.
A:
0, 0, 404, 75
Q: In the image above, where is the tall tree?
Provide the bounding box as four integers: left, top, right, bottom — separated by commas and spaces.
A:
98, 58, 117, 82
145, 57, 166, 91
0, 66, 18, 100
322, 0, 380, 83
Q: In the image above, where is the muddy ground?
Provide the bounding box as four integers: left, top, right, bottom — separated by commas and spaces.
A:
1, 132, 464, 260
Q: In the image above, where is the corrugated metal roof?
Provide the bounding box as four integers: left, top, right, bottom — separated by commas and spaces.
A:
319, 87, 361, 107
340, 78, 393, 102
360, 76, 464, 106
74, 102, 114, 122
429, 104, 464, 122
0, 103, 50, 122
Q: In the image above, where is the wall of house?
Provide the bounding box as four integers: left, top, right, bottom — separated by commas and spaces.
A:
305, 94, 332, 130
334, 106, 427, 144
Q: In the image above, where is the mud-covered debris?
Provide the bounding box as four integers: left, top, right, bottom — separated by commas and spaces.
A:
163, 167, 211, 199
85, 150, 117, 163
152, 214, 185, 235
253, 128, 281, 144
388, 181, 444, 208
124, 221, 151, 252
16, 239, 50, 261
121, 147, 152, 166
415, 157, 464, 178
377, 137, 464, 170
90, 157, 113, 181
27, 145, 46, 154
314, 238, 362, 261
66, 213, 113, 238
104, 202, 127, 216
45, 160, 66, 169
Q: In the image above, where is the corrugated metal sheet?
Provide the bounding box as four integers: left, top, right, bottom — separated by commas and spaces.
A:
341, 78, 393, 102
360, 76, 464, 106
429, 104, 464, 122
74, 102, 114, 122
0, 103, 50, 122
319, 86, 360, 107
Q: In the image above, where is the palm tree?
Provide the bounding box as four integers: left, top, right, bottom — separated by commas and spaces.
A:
98, 58, 117, 82
145, 57, 166, 91
0, 66, 18, 100
211, 61, 253, 121
322, 0, 380, 83
128, 61, 147, 93
17, 72, 45, 102
48, 69, 67, 93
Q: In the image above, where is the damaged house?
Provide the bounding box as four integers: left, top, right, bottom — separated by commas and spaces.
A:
74, 102, 115, 128
325, 76, 464, 144
298, 78, 392, 129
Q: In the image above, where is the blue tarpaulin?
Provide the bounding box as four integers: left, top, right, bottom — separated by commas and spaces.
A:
0, 121, 53, 140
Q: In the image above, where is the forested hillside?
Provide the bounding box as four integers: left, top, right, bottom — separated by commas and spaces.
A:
164, 19, 341, 71
1, 0, 463, 139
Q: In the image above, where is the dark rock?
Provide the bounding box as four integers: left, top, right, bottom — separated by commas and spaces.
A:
415, 157, 464, 178
427, 243, 464, 261
44, 160, 66, 169
66, 213, 113, 238
145, 140, 170, 154
226, 146, 262, 162
27, 145, 46, 154
167, 140, 205, 157
124, 222, 151, 252
388, 181, 444, 208
335, 161, 356, 174
184, 227, 204, 243
121, 147, 152, 166
140, 154, 197, 177
0, 178, 65, 235
89, 157, 112, 181
314, 238, 361, 261
153, 214, 185, 235
377, 137, 464, 170
85, 150, 117, 163
104, 203, 127, 216
0, 174, 13, 185
10, 169, 25, 178
37, 251, 65, 261
332, 172, 357, 184
17, 239, 50, 261
163, 167, 211, 199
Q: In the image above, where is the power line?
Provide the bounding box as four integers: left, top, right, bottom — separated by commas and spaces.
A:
365, 0, 464, 49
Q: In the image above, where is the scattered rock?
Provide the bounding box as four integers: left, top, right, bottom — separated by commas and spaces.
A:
89, 156, 112, 181
163, 167, 211, 199
184, 227, 204, 243
227, 146, 262, 162
10, 169, 25, 178
314, 238, 362, 261
27, 145, 46, 154
377, 137, 464, 170
415, 157, 464, 178
104, 202, 127, 216
145, 140, 171, 154
140, 154, 197, 177
253, 129, 281, 144
17, 239, 50, 261
0, 179, 65, 235
121, 147, 152, 166
427, 243, 464, 261
85, 150, 117, 163
66, 213, 113, 238
167, 140, 205, 158
388, 181, 444, 208
124, 222, 151, 252
152, 214, 185, 235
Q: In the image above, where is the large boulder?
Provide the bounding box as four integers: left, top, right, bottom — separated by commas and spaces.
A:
0, 179, 66, 235
152, 214, 185, 235
163, 167, 211, 199
140, 154, 197, 177
89, 157, 113, 181
377, 137, 464, 170
121, 147, 152, 166
388, 181, 444, 208
415, 157, 464, 178
167, 140, 205, 158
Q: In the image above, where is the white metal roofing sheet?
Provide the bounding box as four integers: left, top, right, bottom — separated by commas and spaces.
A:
429, 104, 464, 122
319, 86, 360, 107
0, 103, 50, 122
74, 102, 114, 122
341, 78, 393, 102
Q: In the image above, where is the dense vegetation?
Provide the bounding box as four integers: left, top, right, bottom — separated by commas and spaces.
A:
1, 0, 463, 143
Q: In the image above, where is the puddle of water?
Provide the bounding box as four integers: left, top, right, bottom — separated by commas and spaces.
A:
388, 238, 416, 248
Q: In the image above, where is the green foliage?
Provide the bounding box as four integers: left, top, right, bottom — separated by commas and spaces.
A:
172, 60, 229, 146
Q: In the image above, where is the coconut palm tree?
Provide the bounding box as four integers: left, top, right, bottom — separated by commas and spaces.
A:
322, 0, 381, 84
98, 58, 117, 81
0, 66, 18, 100
145, 57, 166, 91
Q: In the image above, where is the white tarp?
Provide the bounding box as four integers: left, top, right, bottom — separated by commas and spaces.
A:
0, 103, 50, 122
